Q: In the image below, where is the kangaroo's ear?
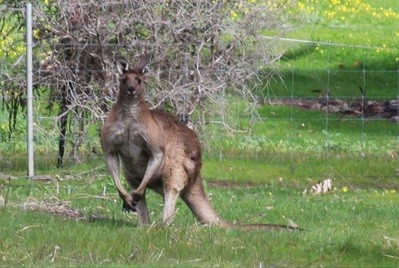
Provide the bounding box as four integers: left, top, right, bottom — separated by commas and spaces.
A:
115, 59, 129, 74
136, 58, 149, 74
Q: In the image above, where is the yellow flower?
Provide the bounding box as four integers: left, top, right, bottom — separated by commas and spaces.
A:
0, 124, 8, 131
33, 29, 40, 39
342, 186, 349, 192
231, 11, 238, 19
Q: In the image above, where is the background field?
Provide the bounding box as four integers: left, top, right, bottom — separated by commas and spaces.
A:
1, 0, 399, 267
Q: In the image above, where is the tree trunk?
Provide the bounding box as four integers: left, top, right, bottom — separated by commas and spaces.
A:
57, 85, 70, 168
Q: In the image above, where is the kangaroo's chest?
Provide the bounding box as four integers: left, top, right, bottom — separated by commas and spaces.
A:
112, 120, 147, 155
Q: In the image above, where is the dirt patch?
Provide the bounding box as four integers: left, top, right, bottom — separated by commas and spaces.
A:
0, 173, 18, 180
22, 197, 84, 220
1, 196, 85, 220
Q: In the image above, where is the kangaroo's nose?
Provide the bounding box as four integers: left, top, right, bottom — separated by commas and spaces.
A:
127, 87, 136, 96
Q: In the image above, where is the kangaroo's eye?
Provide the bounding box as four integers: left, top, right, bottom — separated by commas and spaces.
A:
136, 78, 142, 84
121, 77, 127, 84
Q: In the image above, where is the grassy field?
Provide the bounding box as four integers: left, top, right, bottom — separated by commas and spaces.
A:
1, 173, 399, 267
1, 0, 399, 267
275, 0, 399, 98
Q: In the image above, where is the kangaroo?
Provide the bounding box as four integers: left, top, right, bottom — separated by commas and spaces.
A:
100, 58, 300, 230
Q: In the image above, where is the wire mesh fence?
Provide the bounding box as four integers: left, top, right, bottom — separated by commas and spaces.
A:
0, 3, 398, 184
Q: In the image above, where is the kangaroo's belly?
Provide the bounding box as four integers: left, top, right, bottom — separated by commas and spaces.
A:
119, 141, 149, 175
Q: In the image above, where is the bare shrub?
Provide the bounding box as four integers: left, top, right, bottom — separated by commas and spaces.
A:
34, 0, 289, 165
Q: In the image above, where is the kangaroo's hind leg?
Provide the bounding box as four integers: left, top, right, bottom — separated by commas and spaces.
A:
162, 165, 188, 226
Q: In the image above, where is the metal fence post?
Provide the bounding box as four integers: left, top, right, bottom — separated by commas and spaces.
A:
26, 3, 34, 179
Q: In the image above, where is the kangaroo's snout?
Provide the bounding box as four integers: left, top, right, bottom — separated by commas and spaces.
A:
127, 86, 136, 97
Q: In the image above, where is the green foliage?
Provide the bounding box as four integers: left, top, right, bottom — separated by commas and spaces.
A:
0, 2, 27, 61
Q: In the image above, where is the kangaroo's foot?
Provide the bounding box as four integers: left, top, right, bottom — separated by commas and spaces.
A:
122, 201, 137, 212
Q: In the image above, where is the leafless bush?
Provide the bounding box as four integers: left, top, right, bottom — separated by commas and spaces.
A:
34, 0, 289, 165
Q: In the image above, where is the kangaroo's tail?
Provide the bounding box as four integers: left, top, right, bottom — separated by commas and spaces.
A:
181, 177, 303, 231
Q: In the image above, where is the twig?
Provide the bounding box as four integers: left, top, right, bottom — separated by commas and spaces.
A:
207, 121, 247, 133
76, 166, 104, 177
381, 253, 399, 260
17, 224, 42, 233
4, 177, 11, 206
50, 245, 60, 263
73, 194, 112, 200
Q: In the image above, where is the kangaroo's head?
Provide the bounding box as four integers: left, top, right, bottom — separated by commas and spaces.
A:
116, 58, 148, 99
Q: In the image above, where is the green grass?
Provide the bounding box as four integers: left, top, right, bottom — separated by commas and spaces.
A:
1, 175, 399, 267
202, 103, 398, 185
272, 0, 399, 98
268, 68, 399, 98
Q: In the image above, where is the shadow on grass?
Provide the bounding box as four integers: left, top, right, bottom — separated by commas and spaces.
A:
267, 69, 399, 99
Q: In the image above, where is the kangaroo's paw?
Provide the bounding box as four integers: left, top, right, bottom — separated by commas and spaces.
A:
132, 195, 141, 207
131, 190, 143, 205
121, 195, 137, 213
122, 201, 136, 212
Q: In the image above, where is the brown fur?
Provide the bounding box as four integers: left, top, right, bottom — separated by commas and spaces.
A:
100, 59, 300, 230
